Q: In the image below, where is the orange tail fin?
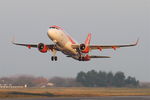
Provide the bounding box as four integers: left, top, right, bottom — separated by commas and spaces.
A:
84, 33, 91, 45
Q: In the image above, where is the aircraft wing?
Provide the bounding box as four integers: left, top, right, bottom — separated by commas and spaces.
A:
89, 40, 138, 50
12, 42, 55, 49
72, 39, 139, 50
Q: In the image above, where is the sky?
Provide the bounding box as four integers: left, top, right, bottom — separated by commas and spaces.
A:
0, 0, 149, 81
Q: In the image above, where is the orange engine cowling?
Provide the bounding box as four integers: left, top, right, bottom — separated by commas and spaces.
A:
80, 44, 90, 53
83, 55, 91, 61
38, 43, 48, 53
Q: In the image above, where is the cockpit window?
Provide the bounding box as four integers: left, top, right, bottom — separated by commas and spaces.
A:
49, 25, 63, 30
49, 27, 58, 29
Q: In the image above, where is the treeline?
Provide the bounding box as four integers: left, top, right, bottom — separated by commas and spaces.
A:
0, 70, 139, 88
76, 70, 139, 87
0, 75, 48, 87
0, 75, 79, 87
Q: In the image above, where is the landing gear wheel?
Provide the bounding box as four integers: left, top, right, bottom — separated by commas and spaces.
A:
51, 56, 54, 61
82, 57, 85, 61
54, 56, 57, 61
79, 57, 85, 61
79, 57, 82, 61
51, 56, 57, 61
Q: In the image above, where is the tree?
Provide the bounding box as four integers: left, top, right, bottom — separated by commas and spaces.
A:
86, 70, 98, 87
113, 71, 125, 87
0, 77, 13, 84
33, 77, 48, 86
125, 76, 139, 87
76, 71, 87, 86
106, 72, 114, 86
12, 75, 36, 87
50, 77, 81, 87
97, 71, 107, 87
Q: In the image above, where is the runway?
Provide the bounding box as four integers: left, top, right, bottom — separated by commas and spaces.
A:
0, 96, 150, 100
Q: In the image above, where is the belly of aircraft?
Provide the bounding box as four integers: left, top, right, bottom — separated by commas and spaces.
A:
57, 42, 78, 57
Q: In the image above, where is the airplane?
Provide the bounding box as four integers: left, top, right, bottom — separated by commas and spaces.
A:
12, 25, 138, 61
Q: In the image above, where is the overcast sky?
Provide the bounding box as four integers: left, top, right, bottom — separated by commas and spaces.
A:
0, 0, 149, 81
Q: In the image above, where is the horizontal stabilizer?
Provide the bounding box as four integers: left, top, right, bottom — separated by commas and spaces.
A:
90, 56, 111, 58
66, 55, 72, 57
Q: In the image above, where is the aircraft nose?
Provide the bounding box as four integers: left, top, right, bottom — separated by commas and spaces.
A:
47, 29, 53, 37
47, 29, 58, 40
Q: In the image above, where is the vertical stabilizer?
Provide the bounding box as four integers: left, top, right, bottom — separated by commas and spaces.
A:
85, 33, 91, 45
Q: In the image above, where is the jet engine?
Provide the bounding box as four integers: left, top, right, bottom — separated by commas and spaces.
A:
79, 55, 91, 61
79, 43, 90, 53
38, 43, 48, 53
83, 55, 91, 61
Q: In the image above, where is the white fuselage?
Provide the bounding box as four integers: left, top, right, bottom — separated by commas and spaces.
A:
47, 29, 79, 58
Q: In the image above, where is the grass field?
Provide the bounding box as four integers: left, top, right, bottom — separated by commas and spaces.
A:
0, 87, 150, 98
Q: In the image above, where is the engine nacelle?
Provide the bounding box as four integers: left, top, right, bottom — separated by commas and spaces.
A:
79, 55, 90, 61
84, 55, 91, 61
79, 44, 90, 53
80, 44, 86, 50
38, 43, 48, 53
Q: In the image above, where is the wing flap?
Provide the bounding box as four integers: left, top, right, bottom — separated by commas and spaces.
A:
90, 55, 111, 58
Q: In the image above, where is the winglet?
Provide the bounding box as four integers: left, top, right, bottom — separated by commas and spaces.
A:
135, 38, 139, 46
11, 36, 16, 44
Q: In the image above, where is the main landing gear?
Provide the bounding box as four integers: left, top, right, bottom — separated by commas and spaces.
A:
79, 56, 85, 61
51, 49, 58, 61
51, 56, 57, 61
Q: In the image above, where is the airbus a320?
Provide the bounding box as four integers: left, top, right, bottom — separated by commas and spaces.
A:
12, 25, 138, 61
